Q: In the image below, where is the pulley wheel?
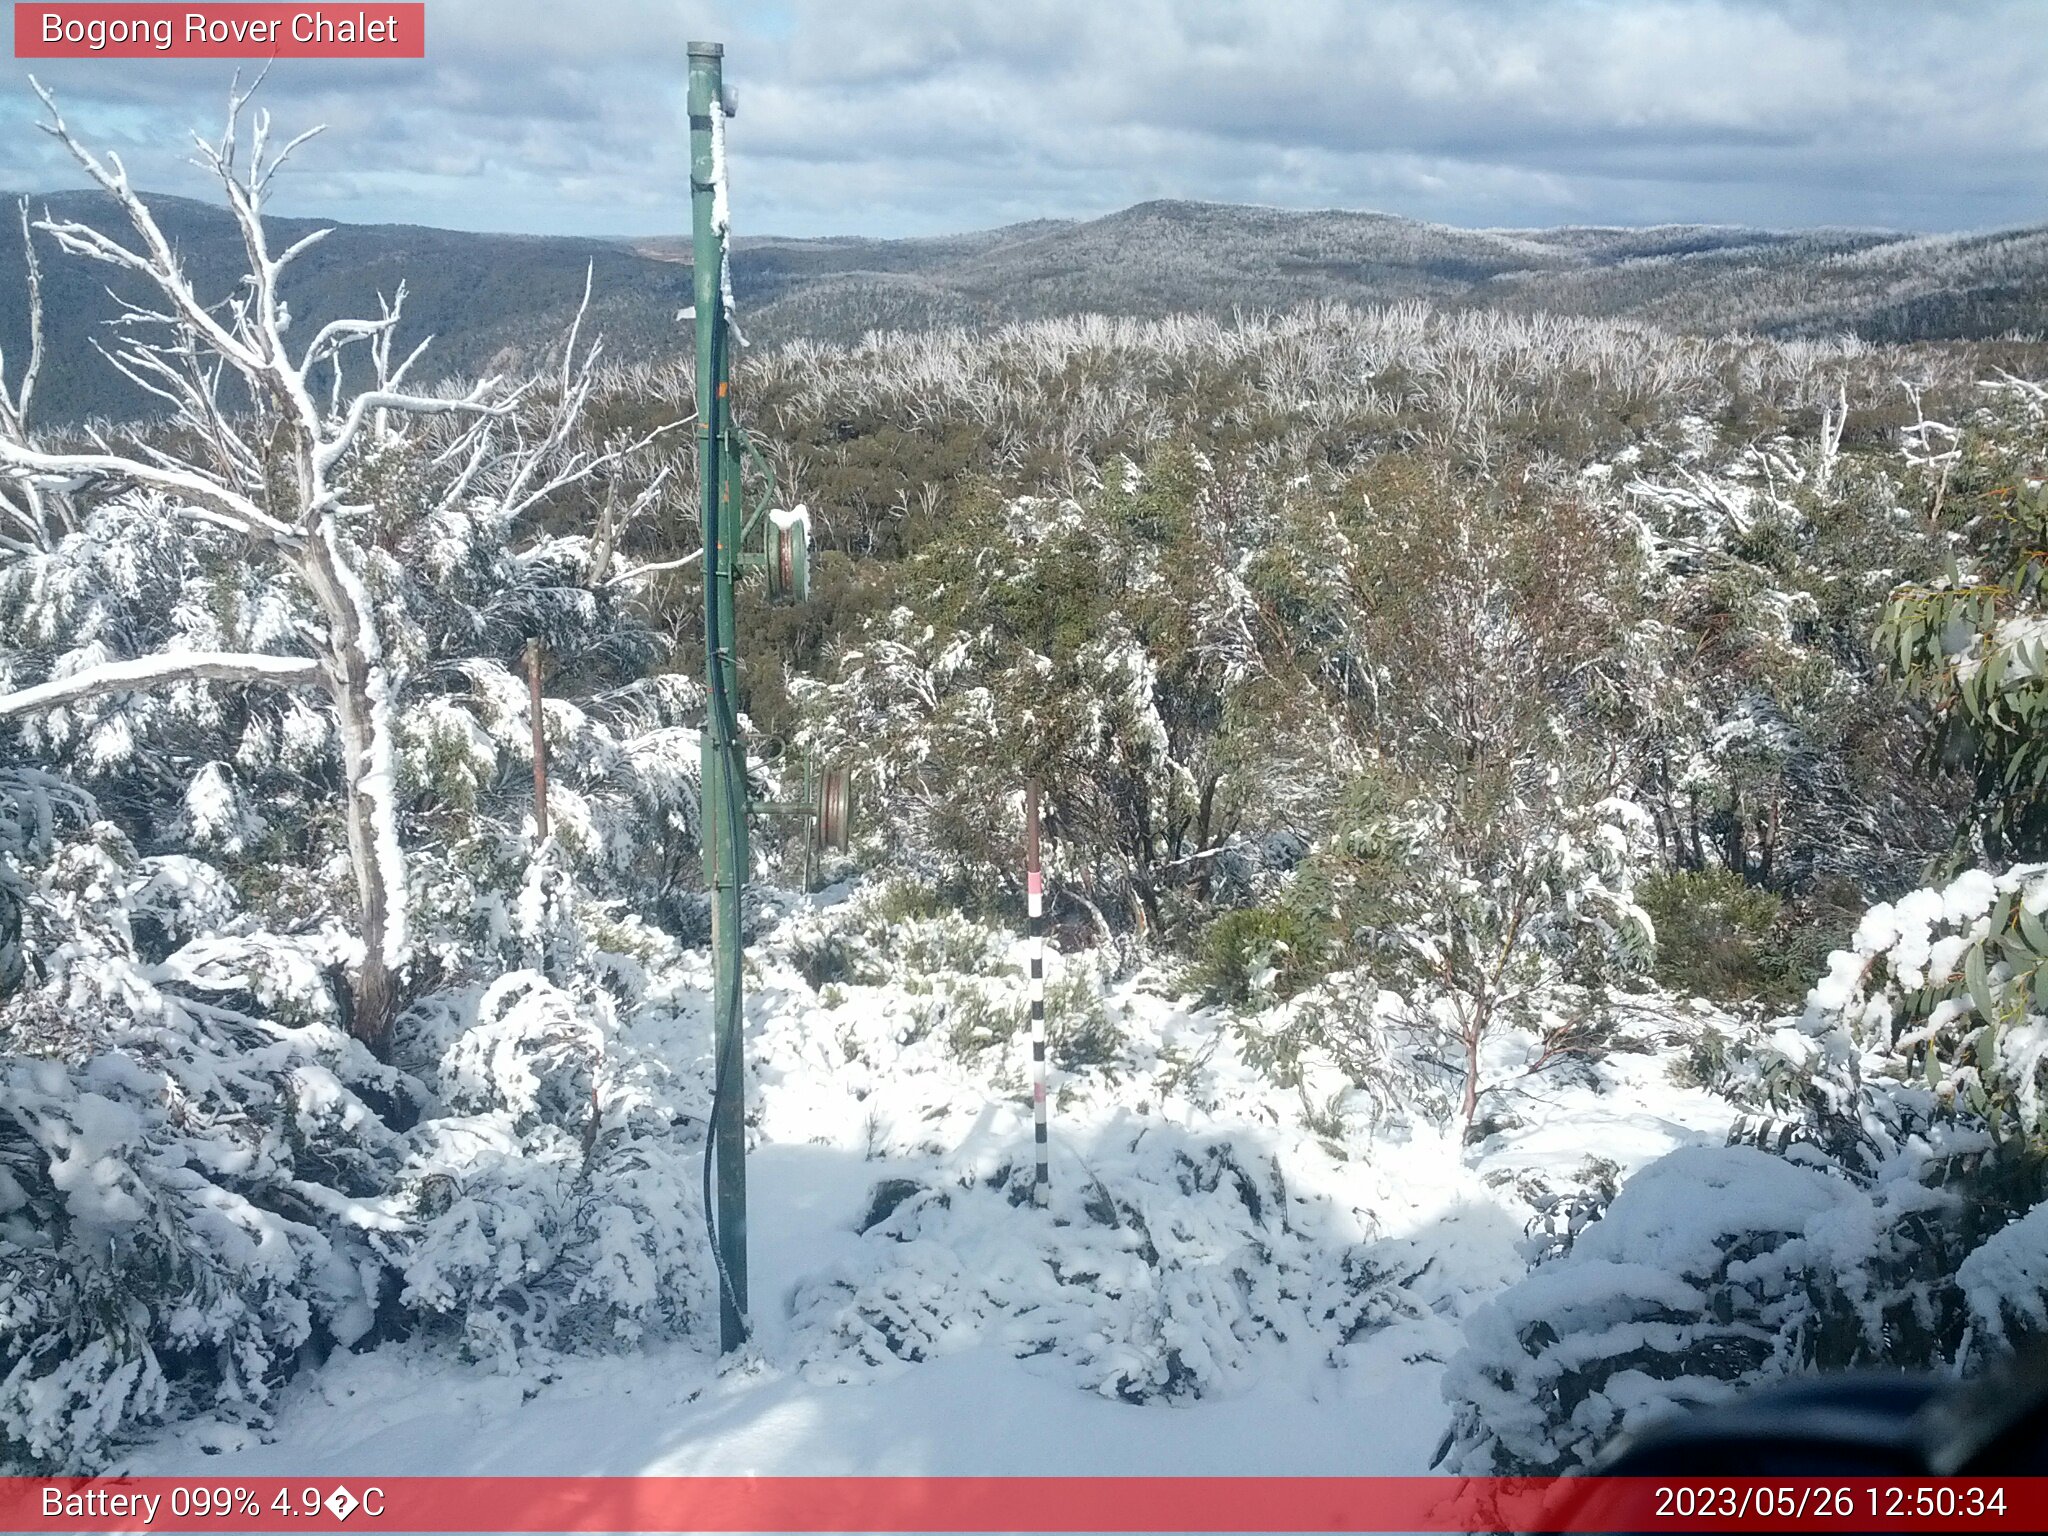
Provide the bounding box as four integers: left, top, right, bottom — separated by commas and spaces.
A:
769, 517, 809, 603
814, 766, 853, 852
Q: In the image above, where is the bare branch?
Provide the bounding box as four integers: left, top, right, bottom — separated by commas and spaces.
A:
317, 378, 507, 481
7, 198, 44, 425
0, 438, 298, 541
607, 547, 704, 585
562, 262, 593, 397
31, 79, 265, 374
300, 313, 392, 376
0, 197, 66, 549
274, 224, 332, 269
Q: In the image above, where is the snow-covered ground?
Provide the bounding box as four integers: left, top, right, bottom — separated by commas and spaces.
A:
120, 890, 1738, 1482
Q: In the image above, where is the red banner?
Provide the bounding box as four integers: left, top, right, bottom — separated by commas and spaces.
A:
1, 1476, 2046, 1533
13, 5, 425, 58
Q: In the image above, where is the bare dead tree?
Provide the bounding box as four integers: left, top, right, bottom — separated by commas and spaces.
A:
0, 199, 72, 558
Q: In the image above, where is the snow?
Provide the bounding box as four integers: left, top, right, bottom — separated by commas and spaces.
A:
0, 648, 319, 718
110, 895, 1742, 1482
709, 97, 737, 326
709, 97, 731, 240
1959, 1202, 2048, 1345
124, 1340, 1437, 1480
1567, 1145, 1853, 1276
16, 334, 2048, 1487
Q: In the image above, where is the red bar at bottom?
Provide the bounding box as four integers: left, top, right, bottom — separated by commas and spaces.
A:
4, 1476, 2047, 1533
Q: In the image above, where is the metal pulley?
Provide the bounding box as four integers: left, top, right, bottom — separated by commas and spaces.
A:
813, 764, 853, 852
765, 507, 810, 603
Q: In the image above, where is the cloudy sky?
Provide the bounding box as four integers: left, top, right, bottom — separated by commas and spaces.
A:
3, 0, 2045, 239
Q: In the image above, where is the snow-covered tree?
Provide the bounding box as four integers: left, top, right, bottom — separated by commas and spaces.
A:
0, 83, 678, 1049
1291, 778, 1658, 1137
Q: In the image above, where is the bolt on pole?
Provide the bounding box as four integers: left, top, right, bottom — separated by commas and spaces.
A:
689, 37, 749, 1354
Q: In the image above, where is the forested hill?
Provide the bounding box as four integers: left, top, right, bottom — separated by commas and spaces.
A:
0, 190, 696, 423
5, 189, 2046, 421
683, 202, 2048, 349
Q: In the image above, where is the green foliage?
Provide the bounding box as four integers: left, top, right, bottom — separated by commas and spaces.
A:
1665, 1017, 1734, 1089
1896, 879, 2048, 1150
789, 894, 1013, 992
1190, 904, 1335, 1010
796, 440, 1324, 940
935, 967, 1122, 1070
1878, 431, 2048, 864
1638, 867, 1785, 1005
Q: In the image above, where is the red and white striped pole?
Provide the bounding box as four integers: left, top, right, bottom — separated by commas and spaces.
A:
1025, 780, 1049, 1206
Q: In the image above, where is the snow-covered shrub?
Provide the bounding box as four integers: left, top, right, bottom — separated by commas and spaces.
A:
382, 971, 705, 1367
1, 768, 93, 994
789, 894, 1016, 990
1502, 1155, 1624, 1268
1284, 784, 1657, 1137
782, 888, 1126, 1072
0, 374, 703, 1464
794, 454, 1339, 944
1436, 1145, 1946, 1473
1234, 971, 1449, 1131
1878, 391, 2048, 864
2, 797, 712, 1469
0, 780, 414, 1469
1957, 1201, 2048, 1355
0, 1048, 390, 1472
791, 1134, 1294, 1402
1190, 903, 1337, 1010
919, 965, 1121, 1068
1805, 863, 2048, 1152
1440, 856, 2048, 1475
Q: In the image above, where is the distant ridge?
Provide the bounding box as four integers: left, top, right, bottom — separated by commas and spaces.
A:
4, 192, 2042, 422
717, 199, 2048, 348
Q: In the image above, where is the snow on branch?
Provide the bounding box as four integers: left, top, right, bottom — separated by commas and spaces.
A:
27, 76, 509, 518
0, 651, 320, 718
606, 547, 704, 586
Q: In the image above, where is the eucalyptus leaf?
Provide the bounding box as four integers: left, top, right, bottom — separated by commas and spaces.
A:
1966, 941, 1998, 1022
2019, 904, 2048, 954
1977, 1017, 2001, 1074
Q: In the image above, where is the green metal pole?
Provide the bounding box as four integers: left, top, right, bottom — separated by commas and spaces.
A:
720, 357, 748, 873
720, 354, 745, 756
689, 37, 748, 1353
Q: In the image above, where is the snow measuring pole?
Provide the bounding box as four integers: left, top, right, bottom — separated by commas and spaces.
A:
690, 38, 749, 1355
1026, 783, 1050, 1205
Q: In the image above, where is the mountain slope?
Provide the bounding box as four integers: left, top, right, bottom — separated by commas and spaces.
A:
4, 191, 2044, 422
0, 190, 694, 423
733, 201, 2048, 345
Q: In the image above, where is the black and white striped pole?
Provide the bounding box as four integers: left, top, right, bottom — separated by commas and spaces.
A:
1026, 780, 1049, 1206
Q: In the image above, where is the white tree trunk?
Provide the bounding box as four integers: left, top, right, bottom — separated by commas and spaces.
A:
299, 520, 407, 1048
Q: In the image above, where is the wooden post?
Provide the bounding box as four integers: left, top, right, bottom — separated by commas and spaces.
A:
526, 638, 549, 843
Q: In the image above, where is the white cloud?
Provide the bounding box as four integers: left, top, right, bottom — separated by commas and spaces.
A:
1, 0, 2042, 237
